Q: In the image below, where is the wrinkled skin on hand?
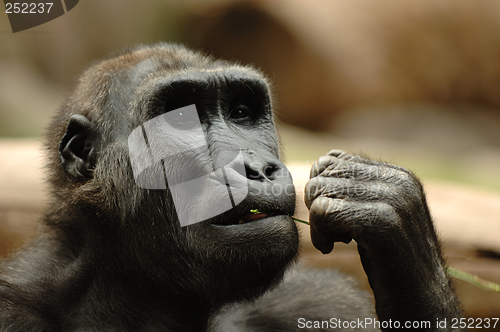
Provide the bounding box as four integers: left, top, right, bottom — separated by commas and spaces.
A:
305, 150, 463, 328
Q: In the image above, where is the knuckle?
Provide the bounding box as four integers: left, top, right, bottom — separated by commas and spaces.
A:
310, 197, 344, 222
310, 155, 336, 178
327, 149, 346, 157
376, 202, 400, 223
304, 177, 327, 207
393, 169, 421, 196
360, 202, 401, 230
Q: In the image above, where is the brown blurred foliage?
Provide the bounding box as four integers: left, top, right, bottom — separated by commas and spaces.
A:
0, 1, 187, 86
184, 0, 500, 130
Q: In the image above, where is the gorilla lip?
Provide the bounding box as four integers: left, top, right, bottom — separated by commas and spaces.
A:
238, 213, 269, 224
210, 208, 292, 226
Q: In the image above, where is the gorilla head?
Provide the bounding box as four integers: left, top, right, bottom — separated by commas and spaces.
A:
47, 43, 299, 314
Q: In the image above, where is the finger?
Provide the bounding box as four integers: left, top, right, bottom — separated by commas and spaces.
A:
323, 150, 409, 174
310, 150, 354, 179
313, 155, 416, 187
309, 197, 396, 239
305, 176, 352, 209
306, 176, 398, 208
304, 176, 329, 209
326, 149, 350, 158
310, 151, 392, 181
310, 155, 338, 179
309, 197, 355, 234
309, 198, 352, 254
334, 152, 412, 175
310, 226, 335, 254
321, 162, 404, 184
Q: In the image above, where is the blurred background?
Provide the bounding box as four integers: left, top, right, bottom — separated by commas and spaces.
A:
1, 0, 499, 323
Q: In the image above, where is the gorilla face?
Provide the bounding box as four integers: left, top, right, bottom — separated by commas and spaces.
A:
54, 43, 299, 309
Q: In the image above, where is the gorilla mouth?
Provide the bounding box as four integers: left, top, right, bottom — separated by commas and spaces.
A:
238, 212, 269, 224
211, 211, 283, 226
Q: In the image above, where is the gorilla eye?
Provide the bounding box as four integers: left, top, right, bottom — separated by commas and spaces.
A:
229, 102, 254, 121
164, 108, 199, 130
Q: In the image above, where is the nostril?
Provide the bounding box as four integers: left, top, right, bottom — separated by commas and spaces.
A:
245, 162, 280, 181
264, 164, 278, 180
245, 163, 261, 180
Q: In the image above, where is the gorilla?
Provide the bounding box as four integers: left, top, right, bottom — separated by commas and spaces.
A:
0, 43, 464, 331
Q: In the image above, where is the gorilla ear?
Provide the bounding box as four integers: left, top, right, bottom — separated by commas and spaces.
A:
59, 114, 96, 179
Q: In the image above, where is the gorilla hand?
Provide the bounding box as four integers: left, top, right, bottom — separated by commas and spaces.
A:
305, 150, 464, 328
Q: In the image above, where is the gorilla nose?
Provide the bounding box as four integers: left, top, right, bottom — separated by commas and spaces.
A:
210, 147, 292, 186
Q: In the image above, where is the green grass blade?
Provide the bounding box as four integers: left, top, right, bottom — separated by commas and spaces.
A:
250, 209, 310, 225
292, 217, 310, 225
447, 267, 500, 293
251, 210, 499, 292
